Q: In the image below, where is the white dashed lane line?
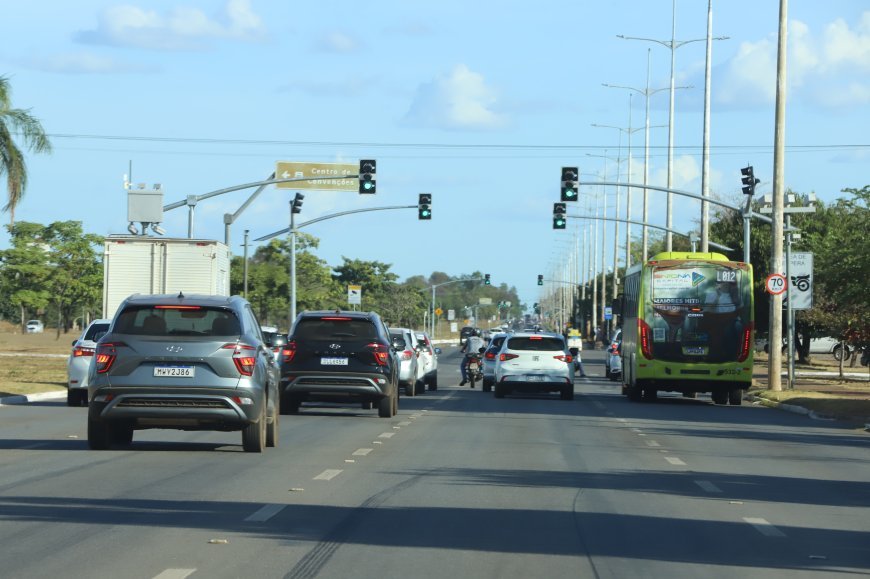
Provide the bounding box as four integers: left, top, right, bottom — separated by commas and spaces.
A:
694, 480, 723, 493
744, 517, 787, 537
352, 448, 373, 456
244, 503, 287, 522
313, 469, 343, 481
152, 569, 196, 579
664, 456, 687, 466
378, 432, 395, 439
645, 440, 661, 447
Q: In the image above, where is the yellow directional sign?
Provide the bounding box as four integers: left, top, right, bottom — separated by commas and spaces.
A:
435, 308, 443, 316
275, 161, 357, 191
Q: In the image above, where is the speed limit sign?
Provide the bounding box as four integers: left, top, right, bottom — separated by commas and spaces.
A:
765, 273, 787, 295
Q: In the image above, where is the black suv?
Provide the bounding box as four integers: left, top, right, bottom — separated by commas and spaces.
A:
279, 310, 402, 417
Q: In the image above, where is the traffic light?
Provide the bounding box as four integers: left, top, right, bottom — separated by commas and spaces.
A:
560, 166, 579, 201
537, 274, 544, 286
741, 165, 760, 195
291, 192, 304, 214
484, 273, 491, 285
418, 193, 432, 220
359, 159, 376, 194
553, 202, 567, 230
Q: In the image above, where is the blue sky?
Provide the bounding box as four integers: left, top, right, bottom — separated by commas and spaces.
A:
1, 0, 868, 310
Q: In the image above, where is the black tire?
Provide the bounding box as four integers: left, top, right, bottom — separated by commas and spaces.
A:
242, 406, 266, 453
608, 372, 618, 382
643, 387, 657, 401
428, 374, 438, 391
561, 387, 574, 401
280, 395, 300, 415
711, 390, 728, 405
67, 389, 79, 407
627, 384, 642, 401
361, 401, 374, 410
482, 379, 492, 393
266, 405, 279, 448
87, 418, 111, 450
833, 344, 850, 362
494, 383, 505, 398
404, 381, 416, 397
728, 389, 743, 406
378, 391, 395, 418
415, 380, 425, 395
469, 375, 476, 389
112, 424, 134, 446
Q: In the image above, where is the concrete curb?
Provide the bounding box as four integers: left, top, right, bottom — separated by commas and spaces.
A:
748, 394, 870, 431
0, 390, 66, 406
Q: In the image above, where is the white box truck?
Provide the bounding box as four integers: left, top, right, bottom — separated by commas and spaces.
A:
102, 236, 231, 320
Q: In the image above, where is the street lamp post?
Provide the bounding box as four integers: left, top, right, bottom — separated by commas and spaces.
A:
618, 0, 726, 251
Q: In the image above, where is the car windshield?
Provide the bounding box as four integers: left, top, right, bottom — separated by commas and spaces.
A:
294, 318, 377, 341
506, 336, 564, 351
84, 323, 110, 342
113, 306, 240, 337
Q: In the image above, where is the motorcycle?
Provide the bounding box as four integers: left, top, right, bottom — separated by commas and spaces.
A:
465, 353, 484, 388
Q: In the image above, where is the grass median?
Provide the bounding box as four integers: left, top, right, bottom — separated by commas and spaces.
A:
0, 326, 72, 398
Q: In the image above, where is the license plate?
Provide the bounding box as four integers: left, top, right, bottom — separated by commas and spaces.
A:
321, 357, 348, 366
154, 366, 194, 377
684, 347, 706, 355
526, 375, 543, 382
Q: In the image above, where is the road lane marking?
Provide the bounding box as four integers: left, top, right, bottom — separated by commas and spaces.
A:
153, 570, 196, 579
244, 504, 286, 522
664, 457, 686, 466
694, 480, 722, 493
313, 469, 343, 481
398, 421, 411, 426
353, 448, 373, 456
378, 432, 395, 439
645, 440, 661, 447
744, 517, 786, 537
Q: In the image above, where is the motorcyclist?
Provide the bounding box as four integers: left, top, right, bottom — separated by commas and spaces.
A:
460, 328, 486, 386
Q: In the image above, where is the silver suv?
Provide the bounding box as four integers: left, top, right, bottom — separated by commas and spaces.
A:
87, 294, 280, 452
390, 327, 423, 396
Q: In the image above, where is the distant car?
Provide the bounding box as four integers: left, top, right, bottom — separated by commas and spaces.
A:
493, 332, 574, 400
763, 335, 853, 361
604, 328, 622, 377
25, 320, 44, 333
66, 319, 111, 406
390, 327, 423, 396
415, 331, 441, 391
262, 331, 287, 363
607, 334, 623, 382
87, 294, 280, 452
279, 310, 401, 417
481, 332, 509, 392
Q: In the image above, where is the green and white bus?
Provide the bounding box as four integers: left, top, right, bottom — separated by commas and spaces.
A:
617, 252, 754, 405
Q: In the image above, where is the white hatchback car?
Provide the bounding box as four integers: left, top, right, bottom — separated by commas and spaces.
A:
493, 332, 575, 400
26, 319, 44, 333
414, 332, 441, 391
66, 318, 111, 406
390, 327, 423, 396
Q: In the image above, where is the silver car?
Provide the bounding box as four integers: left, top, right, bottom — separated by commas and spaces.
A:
390, 327, 423, 396
66, 318, 111, 406
87, 294, 280, 453
493, 332, 575, 400
415, 331, 441, 391
482, 332, 509, 392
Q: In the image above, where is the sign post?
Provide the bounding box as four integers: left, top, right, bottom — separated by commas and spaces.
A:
347, 285, 362, 308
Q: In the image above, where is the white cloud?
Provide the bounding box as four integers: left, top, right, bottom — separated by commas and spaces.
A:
314, 31, 362, 54
716, 11, 870, 108
17, 51, 156, 74
402, 64, 506, 131
75, 0, 266, 51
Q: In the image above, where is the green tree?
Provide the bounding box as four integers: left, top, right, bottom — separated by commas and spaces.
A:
0, 221, 53, 330
0, 76, 52, 226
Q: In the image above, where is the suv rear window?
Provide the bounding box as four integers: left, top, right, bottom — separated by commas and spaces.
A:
293, 318, 377, 341
506, 337, 565, 351
113, 306, 240, 337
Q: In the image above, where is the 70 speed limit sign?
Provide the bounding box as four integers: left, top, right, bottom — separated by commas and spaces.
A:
765, 273, 787, 295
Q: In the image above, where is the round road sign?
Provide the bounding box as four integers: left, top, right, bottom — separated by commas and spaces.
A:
435, 308, 443, 316
765, 273, 787, 295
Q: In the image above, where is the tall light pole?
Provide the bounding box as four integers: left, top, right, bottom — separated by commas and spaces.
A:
618, 0, 726, 251
603, 52, 675, 262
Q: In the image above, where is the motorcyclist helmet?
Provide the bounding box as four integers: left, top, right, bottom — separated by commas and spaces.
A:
472, 328, 481, 336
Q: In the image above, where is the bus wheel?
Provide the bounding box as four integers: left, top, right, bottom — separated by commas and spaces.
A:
628, 384, 642, 401
728, 389, 743, 405
711, 390, 728, 405
643, 387, 657, 401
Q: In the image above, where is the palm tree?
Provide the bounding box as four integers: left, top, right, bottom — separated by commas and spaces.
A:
0, 75, 52, 226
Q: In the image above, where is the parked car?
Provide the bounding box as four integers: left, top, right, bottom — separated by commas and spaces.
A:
87, 294, 280, 452
25, 319, 44, 333
481, 332, 509, 392
66, 318, 112, 406
390, 327, 424, 396
493, 332, 574, 400
762, 334, 853, 361
415, 331, 441, 391
279, 310, 401, 417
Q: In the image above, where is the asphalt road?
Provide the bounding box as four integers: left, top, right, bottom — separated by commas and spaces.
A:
1, 348, 868, 578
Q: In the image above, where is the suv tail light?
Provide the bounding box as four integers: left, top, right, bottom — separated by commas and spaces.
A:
554, 354, 573, 363
737, 321, 754, 362
73, 346, 95, 357
95, 342, 126, 373
223, 343, 257, 376
282, 340, 297, 364
484, 351, 496, 361
365, 342, 390, 366
499, 353, 519, 362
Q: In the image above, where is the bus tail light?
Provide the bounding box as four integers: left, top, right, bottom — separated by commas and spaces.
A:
639, 319, 653, 360
737, 321, 754, 362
